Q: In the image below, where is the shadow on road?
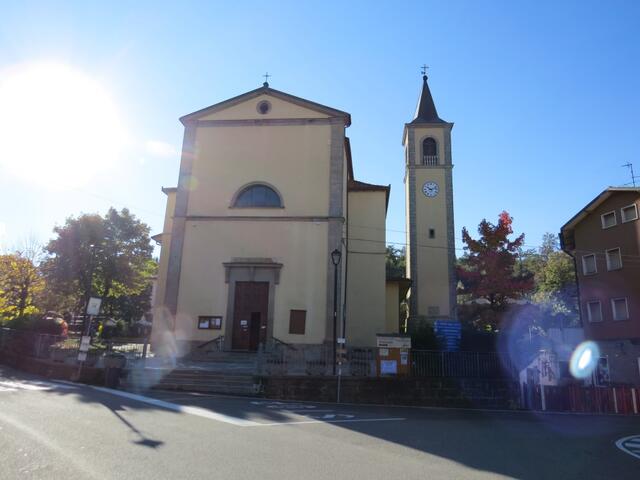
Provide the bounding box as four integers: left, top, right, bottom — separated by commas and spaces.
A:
2, 364, 639, 478
0, 365, 168, 450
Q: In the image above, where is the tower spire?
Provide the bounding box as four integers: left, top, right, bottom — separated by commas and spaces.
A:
411, 69, 446, 124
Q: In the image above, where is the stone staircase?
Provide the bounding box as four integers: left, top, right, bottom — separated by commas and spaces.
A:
153, 369, 260, 396
124, 351, 262, 396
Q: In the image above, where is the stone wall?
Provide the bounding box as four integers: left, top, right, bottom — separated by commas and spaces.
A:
0, 351, 104, 384
261, 376, 521, 409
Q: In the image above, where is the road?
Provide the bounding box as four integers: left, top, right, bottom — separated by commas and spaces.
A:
0, 366, 638, 479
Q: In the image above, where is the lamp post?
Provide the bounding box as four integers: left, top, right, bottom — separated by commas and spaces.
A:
83, 243, 98, 336
331, 248, 342, 376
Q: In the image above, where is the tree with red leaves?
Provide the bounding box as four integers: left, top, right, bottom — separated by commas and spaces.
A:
458, 211, 534, 329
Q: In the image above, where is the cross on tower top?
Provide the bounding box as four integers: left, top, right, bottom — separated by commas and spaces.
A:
421, 64, 429, 78
263, 72, 271, 87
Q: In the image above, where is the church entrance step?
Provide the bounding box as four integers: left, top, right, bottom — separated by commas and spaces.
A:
124, 367, 261, 396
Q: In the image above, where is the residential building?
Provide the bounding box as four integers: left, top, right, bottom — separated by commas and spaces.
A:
560, 187, 640, 383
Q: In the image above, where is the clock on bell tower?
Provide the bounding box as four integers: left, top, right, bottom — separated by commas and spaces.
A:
403, 72, 456, 329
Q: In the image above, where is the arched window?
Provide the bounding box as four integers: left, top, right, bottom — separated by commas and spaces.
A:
422, 138, 438, 165
232, 183, 283, 208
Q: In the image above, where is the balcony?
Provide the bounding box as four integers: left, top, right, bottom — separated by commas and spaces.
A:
422, 155, 439, 166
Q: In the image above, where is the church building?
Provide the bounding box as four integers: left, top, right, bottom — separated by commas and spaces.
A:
151, 74, 455, 356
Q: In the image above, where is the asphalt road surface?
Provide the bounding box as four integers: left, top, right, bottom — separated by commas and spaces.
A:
1, 366, 639, 479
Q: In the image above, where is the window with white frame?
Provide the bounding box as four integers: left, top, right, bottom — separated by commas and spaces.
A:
605, 248, 622, 271
611, 297, 629, 321
586, 301, 603, 322
601, 211, 616, 229
621, 203, 638, 223
582, 254, 597, 275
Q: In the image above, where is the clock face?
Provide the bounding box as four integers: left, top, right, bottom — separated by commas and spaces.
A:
422, 181, 439, 197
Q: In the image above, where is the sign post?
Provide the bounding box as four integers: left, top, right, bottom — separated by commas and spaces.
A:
336, 337, 346, 403
75, 297, 102, 381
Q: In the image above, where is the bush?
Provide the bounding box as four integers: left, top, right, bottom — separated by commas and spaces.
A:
115, 319, 128, 337
34, 312, 68, 336
4, 313, 40, 331
411, 322, 441, 350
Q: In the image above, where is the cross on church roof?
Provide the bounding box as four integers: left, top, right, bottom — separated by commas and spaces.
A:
421, 64, 429, 78
263, 72, 271, 87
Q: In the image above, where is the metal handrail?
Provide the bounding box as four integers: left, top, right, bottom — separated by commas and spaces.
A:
196, 335, 224, 350
272, 336, 297, 351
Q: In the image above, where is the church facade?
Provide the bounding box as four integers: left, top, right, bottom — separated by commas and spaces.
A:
151, 75, 454, 356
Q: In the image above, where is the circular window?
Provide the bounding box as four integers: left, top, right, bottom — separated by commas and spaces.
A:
256, 100, 271, 115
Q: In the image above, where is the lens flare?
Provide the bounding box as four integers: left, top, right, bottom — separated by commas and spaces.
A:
569, 341, 599, 379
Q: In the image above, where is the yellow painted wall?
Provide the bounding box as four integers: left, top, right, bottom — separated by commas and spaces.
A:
346, 190, 387, 346
188, 125, 331, 217
385, 282, 400, 333
151, 191, 175, 345
405, 125, 453, 318
199, 94, 328, 120
176, 220, 329, 344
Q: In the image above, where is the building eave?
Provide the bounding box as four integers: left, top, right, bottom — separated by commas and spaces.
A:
560, 186, 640, 253
348, 179, 391, 213
402, 122, 454, 146
179, 85, 351, 126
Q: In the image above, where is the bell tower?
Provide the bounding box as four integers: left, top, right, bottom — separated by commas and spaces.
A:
404, 72, 456, 328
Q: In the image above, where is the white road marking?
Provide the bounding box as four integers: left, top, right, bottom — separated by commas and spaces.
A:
251, 401, 319, 409
88, 386, 258, 426
615, 435, 640, 460
253, 417, 407, 427
308, 413, 355, 420
287, 409, 336, 413
0, 379, 76, 391
47, 382, 407, 427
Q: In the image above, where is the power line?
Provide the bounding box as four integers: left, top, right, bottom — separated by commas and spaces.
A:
64, 187, 640, 261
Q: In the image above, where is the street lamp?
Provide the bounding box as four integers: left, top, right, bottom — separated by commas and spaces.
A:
83, 243, 98, 336
331, 248, 342, 375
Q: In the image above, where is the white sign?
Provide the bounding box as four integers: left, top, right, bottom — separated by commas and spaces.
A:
79, 336, 91, 353
376, 336, 411, 349
400, 352, 409, 366
379, 348, 389, 357
380, 360, 397, 375
86, 297, 102, 316
77, 352, 87, 362
337, 337, 346, 344
537, 351, 559, 386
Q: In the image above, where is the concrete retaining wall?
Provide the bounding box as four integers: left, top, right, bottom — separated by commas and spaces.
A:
261, 376, 521, 409
0, 351, 104, 384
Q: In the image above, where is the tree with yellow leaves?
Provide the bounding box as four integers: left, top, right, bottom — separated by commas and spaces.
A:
0, 252, 44, 321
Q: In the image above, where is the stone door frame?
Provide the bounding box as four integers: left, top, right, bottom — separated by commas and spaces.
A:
223, 258, 282, 351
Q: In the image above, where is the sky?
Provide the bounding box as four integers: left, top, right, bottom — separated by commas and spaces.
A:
0, 0, 639, 256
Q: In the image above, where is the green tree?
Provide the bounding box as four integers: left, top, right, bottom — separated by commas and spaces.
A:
385, 246, 406, 278
530, 234, 578, 325
0, 252, 44, 321
42, 208, 157, 322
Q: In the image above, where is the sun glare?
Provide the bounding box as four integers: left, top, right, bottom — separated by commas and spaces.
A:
0, 62, 125, 188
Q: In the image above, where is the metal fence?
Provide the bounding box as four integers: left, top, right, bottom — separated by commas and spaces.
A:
525, 383, 640, 415
411, 350, 517, 379
0, 327, 150, 366
261, 344, 377, 377
260, 348, 516, 378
